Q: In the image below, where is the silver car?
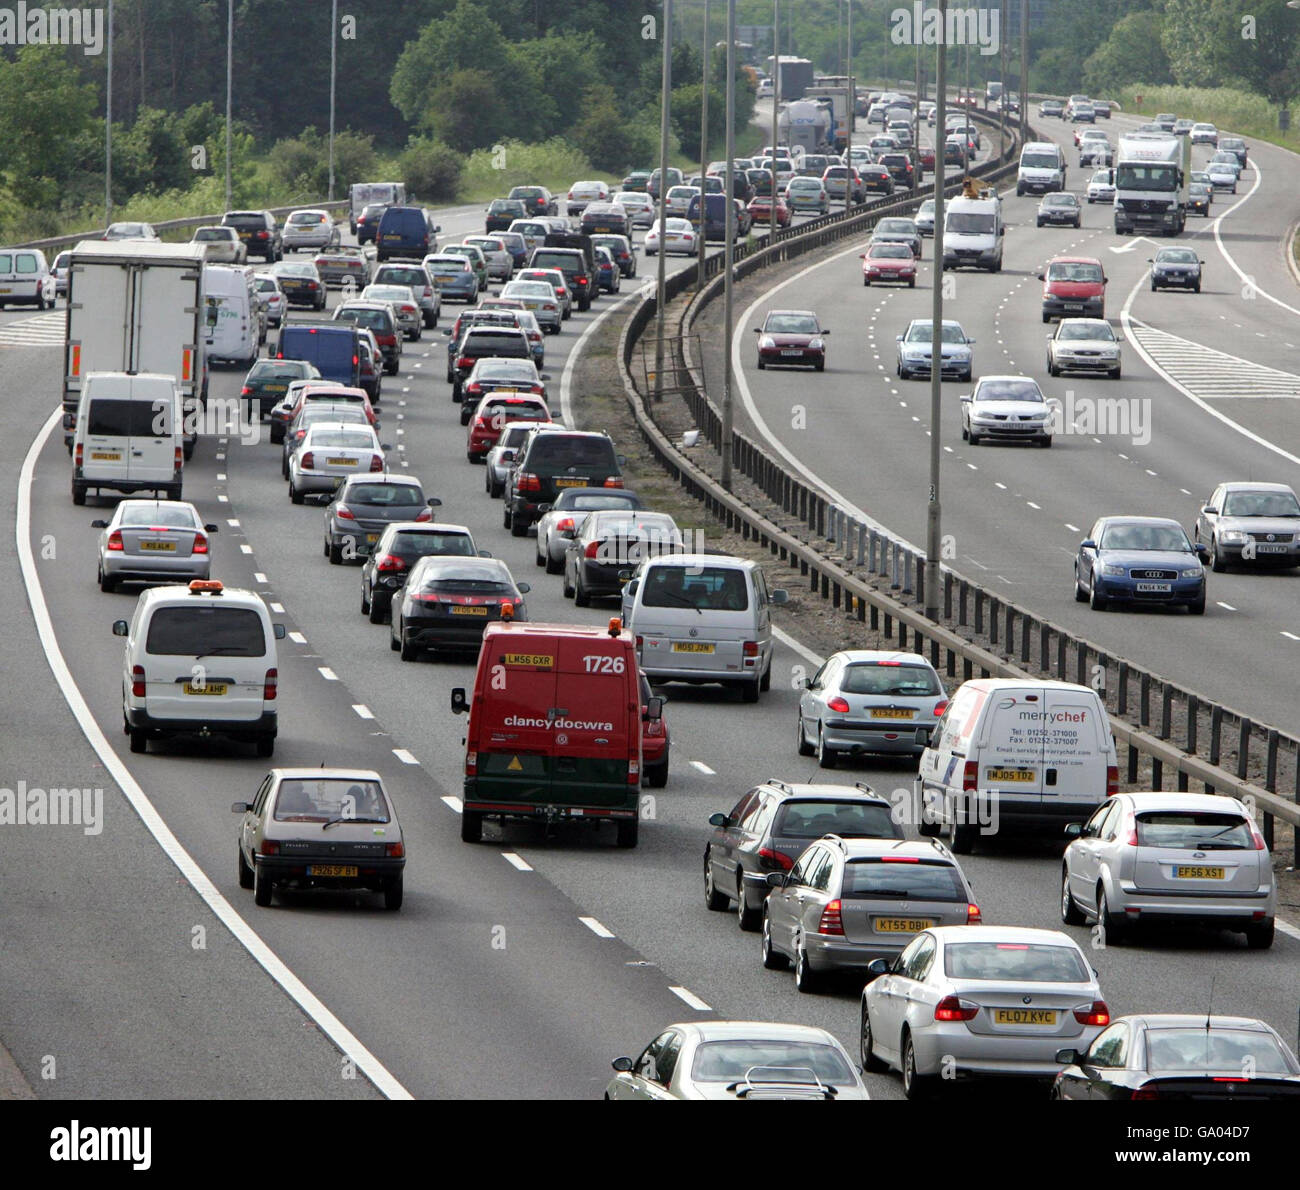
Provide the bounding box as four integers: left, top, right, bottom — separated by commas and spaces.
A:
1206, 155, 1240, 192
232, 768, 405, 910
371, 262, 441, 329
323, 472, 439, 564
515, 267, 571, 319
464, 235, 514, 282
797, 650, 949, 764
613, 190, 655, 229
486, 419, 559, 499
914, 199, 935, 236
282, 208, 341, 253
192, 225, 247, 264
91, 499, 219, 592
1046, 318, 1121, 379
859, 925, 1110, 1098
1062, 792, 1276, 948
961, 375, 1053, 447
362, 283, 423, 340
253, 273, 286, 327
501, 279, 562, 333
507, 219, 550, 255
565, 179, 610, 216
281, 402, 370, 478
761, 836, 978, 991
896, 318, 974, 382
606, 1021, 869, 1100
872, 217, 923, 260
288, 422, 388, 503
423, 254, 479, 303
1195, 481, 1300, 571
534, 488, 644, 572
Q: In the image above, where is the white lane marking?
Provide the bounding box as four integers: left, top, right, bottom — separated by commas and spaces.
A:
217, 474, 227, 481
669, 986, 712, 1011
217, 494, 229, 503
773, 624, 824, 666
1278, 919, 1300, 942
393, 748, 419, 764
442, 796, 464, 813
1027, 501, 1040, 509
1282, 632, 1300, 642
269, 602, 284, 613
254, 572, 267, 584
318, 667, 338, 681
352, 704, 374, 719
239, 543, 252, 554
580, 916, 616, 939
1065, 523, 1080, 532
689, 760, 716, 775
502, 852, 533, 872
227, 518, 240, 527
288, 631, 307, 644
1215, 602, 1236, 612
995, 482, 1007, 490
16, 408, 412, 1102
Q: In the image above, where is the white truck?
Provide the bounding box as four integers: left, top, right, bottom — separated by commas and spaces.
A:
1114, 132, 1189, 236
62, 241, 210, 456
348, 181, 406, 235
804, 81, 853, 151
777, 99, 832, 154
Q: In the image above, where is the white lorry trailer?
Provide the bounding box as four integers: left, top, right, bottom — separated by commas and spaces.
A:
1114, 132, 1189, 236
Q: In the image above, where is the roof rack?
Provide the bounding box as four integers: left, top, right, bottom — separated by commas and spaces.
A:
765, 778, 795, 794
853, 781, 878, 797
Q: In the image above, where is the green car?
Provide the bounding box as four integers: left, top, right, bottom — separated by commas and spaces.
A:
240, 357, 321, 418
442, 243, 490, 291
621, 170, 652, 193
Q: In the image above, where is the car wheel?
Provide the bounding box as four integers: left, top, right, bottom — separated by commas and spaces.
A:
384, 875, 403, 911
816, 725, 836, 768
545, 550, 563, 575
328, 540, 343, 565
574, 580, 591, 608
615, 817, 639, 848
562, 565, 575, 599
704, 852, 729, 910
368, 598, 387, 625
1209, 536, 1227, 573
860, 1005, 888, 1072
1193, 282, 1201, 293
737, 876, 760, 932
1042, 312, 1051, 323
460, 810, 483, 843
644, 758, 668, 788
1089, 575, 1108, 611
951, 816, 977, 854
757, 357, 766, 369
256, 736, 274, 758
814, 360, 825, 372
399, 634, 418, 661
1188, 588, 1206, 615
360, 586, 371, 616
503, 505, 513, 530
1097, 885, 1128, 942
1061, 868, 1086, 925
901, 1032, 933, 1100
1109, 366, 1121, 380
1245, 920, 1275, 949
1047, 360, 1059, 377
794, 942, 821, 993
796, 712, 815, 756
290, 484, 304, 505
761, 910, 789, 970
98, 565, 116, 594
1151, 280, 1159, 292
510, 513, 527, 538
968, 429, 981, 446
740, 678, 760, 704
253, 863, 274, 908
128, 726, 147, 754
1074, 564, 1088, 602
238, 845, 254, 890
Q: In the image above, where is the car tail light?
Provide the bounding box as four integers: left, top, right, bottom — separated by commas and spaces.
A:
584, 541, 602, 558
818, 899, 845, 935
74, 443, 83, 467
555, 517, 575, 533
1073, 1001, 1110, 1027
131, 665, 146, 697
966, 903, 982, 924
575, 275, 588, 286
369, 454, 384, 472
255, 230, 268, 239
174, 446, 183, 471
962, 760, 979, 792
934, 995, 978, 1022
385, 841, 405, 858
377, 554, 406, 572
826, 696, 851, 713
192, 533, 209, 555
106, 530, 124, 551
307, 281, 318, 289
635, 635, 643, 649
568, 191, 575, 200
1129, 1086, 1159, 1100
1122, 812, 1137, 847
758, 846, 794, 871
457, 357, 473, 369
627, 757, 639, 784
1251, 824, 1267, 850
294, 429, 307, 442
933, 700, 948, 718
466, 383, 482, 396
464, 750, 477, 775
301, 451, 314, 469
335, 504, 355, 520
412, 593, 441, 604
414, 508, 434, 523
517, 472, 541, 492
240, 386, 251, 396
603, 476, 623, 488
1106, 765, 1119, 796
261, 668, 278, 700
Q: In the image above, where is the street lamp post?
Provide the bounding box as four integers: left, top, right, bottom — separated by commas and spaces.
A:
722, 0, 736, 491
845, 0, 853, 184
653, 0, 673, 403
225, 0, 233, 211
699, 0, 710, 294
925, 0, 948, 622
104, 0, 113, 225
328, 0, 337, 203
1019, 0, 1028, 143
769, 0, 779, 242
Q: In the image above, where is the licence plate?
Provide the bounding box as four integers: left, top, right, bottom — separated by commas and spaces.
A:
139, 541, 176, 552
493, 388, 518, 394
986, 768, 1036, 782
307, 864, 358, 877
1064, 303, 1084, 311
871, 708, 915, 720
184, 683, 227, 696
1135, 582, 1171, 593
1175, 865, 1225, 879
554, 478, 588, 488
0, 287, 11, 294
326, 457, 357, 466
874, 917, 935, 933
1256, 543, 1288, 554
264, 384, 287, 392
995, 1009, 1058, 1026
450, 605, 489, 616
90, 451, 121, 460
781, 349, 802, 356
365, 533, 379, 544
672, 642, 715, 653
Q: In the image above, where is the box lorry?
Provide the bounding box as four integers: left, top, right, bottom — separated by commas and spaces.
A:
348, 182, 406, 235
62, 241, 209, 457
1114, 132, 1189, 236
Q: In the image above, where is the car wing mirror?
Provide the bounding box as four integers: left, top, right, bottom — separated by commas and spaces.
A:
90, 519, 109, 529
272, 624, 287, 640
866, 957, 890, 976
1194, 543, 1209, 558
1055, 1048, 1081, 1066
770, 589, 789, 605
765, 872, 787, 889
708, 812, 730, 827
1064, 822, 1082, 837
205, 523, 220, 533
1201, 506, 1217, 515
231, 801, 252, 814
611, 1056, 634, 1074
427, 496, 442, 507
450, 687, 469, 715
644, 696, 664, 721
112, 620, 129, 636
1080, 538, 1097, 551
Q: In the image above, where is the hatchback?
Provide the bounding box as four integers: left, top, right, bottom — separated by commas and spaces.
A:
390, 555, 529, 659
322, 473, 439, 564
754, 309, 828, 370
282, 209, 339, 253
563, 510, 683, 605
1074, 516, 1208, 612
92, 499, 219, 592
360, 521, 479, 623
1149, 247, 1203, 292
288, 422, 388, 504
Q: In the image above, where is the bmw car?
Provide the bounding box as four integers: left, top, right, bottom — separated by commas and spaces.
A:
1074, 516, 1208, 613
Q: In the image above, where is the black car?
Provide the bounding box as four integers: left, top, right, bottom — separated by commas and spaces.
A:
508, 186, 557, 217
486, 198, 528, 233
444, 309, 523, 380
703, 780, 904, 930
240, 357, 320, 418
361, 521, 480, 624
355, 202, 390, 246
590, 233, 636, 278
505, 428, 624, 537
580, 203, 630, 238
449, 325, 533, 401
221, 210, 282, 261
390, 556, 529, 660
528, 245, 593, 311
1054, 1015, 1300, 1101
1037, 192, 1081, 228
860, 165, 894, 196
563, 510, 683, 606
324, 474, 440, 563
1149, 247, 1203, 292
879, 152, 916, 190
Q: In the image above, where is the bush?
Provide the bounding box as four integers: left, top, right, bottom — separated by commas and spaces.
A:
460, 138, 595, 200
400, 137, 464, 204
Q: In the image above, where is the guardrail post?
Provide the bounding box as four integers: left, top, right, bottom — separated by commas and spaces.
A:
890, 542, 901, 590
1040, 624, 1050, 673
870, 603, 879, 631
1139, 674, 1151, 727
826, 505, 839, 545
856, 524, 867, 566
1265, 730, 1279, 849
1209, 706, 1223, 766
958, 581, 968, 626
988, 597, 998, 647
1116, 661, 1128, 717
963, 656, 973, 682
1127, 742, 1139, 784
944, 571, 953, 620
1056, 633, 1067, 681
916, 558, 925, 607
1160, 687, 1172, 741
902, 551, 913, 596
884, 609, 893, 638
1185, 695, 1197, 755
1020, 614, 1031, 665
974, 590, 984, 635
1237, 719, 1251, 781
1076, 643, 1087, 687
1151, 757, 1163, 791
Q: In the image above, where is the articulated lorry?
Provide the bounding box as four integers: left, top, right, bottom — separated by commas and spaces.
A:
62, 241, 210, 455
805, 78, 854, 151
1114, 132, 1189, 236
777, 99, 833, 154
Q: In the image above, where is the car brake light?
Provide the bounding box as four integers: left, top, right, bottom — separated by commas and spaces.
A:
556, 517, 574, 533
1073, 1000, 1110, 1027
934, 995, 978, 1022
385, 841, 405, 858
377, 554, 406, 572
966, 902, 982, 923
106, 530, 124, 551
369, 454, 384, 472
466, 382, 482, 395
517, 472, 541, 493
174, 446, 183, 471
74, 443, 83, 467
1106, 765, 1119, 796
818, 899, 845, 936
458, 357, 473, 368
758, 846, 794, 871
414, 508, 434, 523
263, 668, 277, 700
240, 386, 251, 396
584, 541, 601, 558
192, 533, 209, 555
1129, 1086, 1159, 1100
301, 451, 314, 469
412, 592, 441, 604
825, 696, 850, 713
603, 476, 623, 488
260, 839, 280, 856
933, 700, 949, 717
131, 665, 146, 697
335, 504, 355, 520
962, 760, 979, 792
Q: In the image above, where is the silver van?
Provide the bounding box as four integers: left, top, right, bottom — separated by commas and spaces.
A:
0, 246, 56, 308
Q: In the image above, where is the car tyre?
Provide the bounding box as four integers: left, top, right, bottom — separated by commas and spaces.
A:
644, 758, 668, 788
399, 635, 418, 662
460, 810, 483, 843
1089, 575, 1108, 611
98, 566, 116, 594
1188, 589, 1206, 615
860, 1006, 888, 1073
761, 910, 789, 970
545, 550, 563, 575
1061, 868, 1086, 925
368, 599, 386, 625
253, 863, 274, 907
794, 942, 821, 993
384, 875, 403, 911
238, 846, 254, 890
615, 816, 639, 848
574, 580, 591, 608
1209, 536, 1227, 573
1098, 886, 1127, 943
1074, 565, 1089, 602
704, 853, 728, 910
1245, 920, 1274, 950
740, 678, 760, 704
510, 513, 527, 538
816, 725, 837, 768
290, 483, 304, 505
128, 727, 147, 754
901, 1033, 933, 1100
736, 877, 760, 932
328, 540, 343, 565
796, 712, 815, 756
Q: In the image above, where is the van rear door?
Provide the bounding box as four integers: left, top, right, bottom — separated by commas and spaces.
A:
1040, 687, 1109, 813
553, 634, 636, 804
472, 638, 557, 805
978, 688, 1046, 808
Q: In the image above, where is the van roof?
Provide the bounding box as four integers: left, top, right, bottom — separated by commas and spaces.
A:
958, 678, 1104, 694
482, 621, 633, 643
138, 582, 269, 611
642, 552, 752, 569
71, 240, 207, 264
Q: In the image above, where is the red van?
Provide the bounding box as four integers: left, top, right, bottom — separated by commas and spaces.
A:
450, 620, 662, 847
1039, 255, 1107, 322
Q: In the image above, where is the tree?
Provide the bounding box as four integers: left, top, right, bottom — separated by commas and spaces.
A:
509, 31, 598, 135
573, 83, 656, 173
400, 136, 463, 203
391, 0, 510, 128
1162, 0, 1222, 87
1203, 0, 1300, 103
1084, 12, 1173, 94
671, 83, 727, 161
425, 70, 515, 153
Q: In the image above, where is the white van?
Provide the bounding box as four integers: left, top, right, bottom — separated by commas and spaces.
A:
203, 263, 263, 366
941, 191, 1004, 272
72, 372, 183, 505
0, 247, 56, 309
916, 678, 1119, 853
112, 579, 286, 756
620, 554, 788, 703
349, 181, 407, 234
1017, 141, 1067, 195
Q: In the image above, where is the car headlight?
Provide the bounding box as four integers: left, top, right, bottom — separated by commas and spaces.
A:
1182, 565, 1204, 578
1219, 530, 1248, 545
1100, 347, 1118, 357
809, 338, 825, 350
1102, 564, 1126, 577
760, 336, 775, 349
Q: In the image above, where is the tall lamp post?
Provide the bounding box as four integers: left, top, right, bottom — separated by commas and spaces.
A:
769, 0, 779, 242
653, 0, 674, 403
104, 0, 113, 225
698, 0, 710, 293
328, 0, 338, 202
925, 0, 948, 622
225, 0, 233, 211
721, 0, 736, 490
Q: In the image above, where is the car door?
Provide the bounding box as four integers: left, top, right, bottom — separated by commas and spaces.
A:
1198, 485, 1224, 545
1078, 519, 1104, 587
613, 1031, 676, 1101
242, 773, 275, 866
873, 932, 936, 1060
1081, 1021, 1129, 1100
1069, 799, 1120, 912
715, 789, 761, 889
801, 658, 834, 740
771, 845, 822, 956
798, 847, 837, 945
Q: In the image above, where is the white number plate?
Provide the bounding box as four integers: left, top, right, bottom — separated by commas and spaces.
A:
1135, 582, 1171, 593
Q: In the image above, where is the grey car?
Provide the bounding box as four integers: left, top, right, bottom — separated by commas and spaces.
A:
797, 650, 949, 765
360, 520, 480, 624
92, 499, 219, 592
464, 235, 514, 283
515, 267, 571, 319
361, 283, 423, 341
323, 473, 440, 564
1046, 318, 1121, 378
606, 1021, 869, 1100
500, 279, 562, 333
282, 209, 340, 253
563, 510, 682, 605
423, 254, 479, 303
232, 768, 406, 910
762, 836, 979, 992
1149, 246, 1203, 292
486, 419, 560, 499
873, 220, 923, 264
372, 263, 441, 329
914, 199, 935, 236
288, 422, 388, 503
896, 318, 974, 382
281, 403, 370, 478
534, 488, 644, 571
705, 779, 903, 931
1195, 481, 1300, 571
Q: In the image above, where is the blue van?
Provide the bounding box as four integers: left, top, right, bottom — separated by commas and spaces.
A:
276, 322, 362, 387
687, 192, 733, 243
375, 206, 440, 262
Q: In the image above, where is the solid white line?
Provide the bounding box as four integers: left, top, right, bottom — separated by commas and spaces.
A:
579, 916, 616, 939
15, 407, 412, 1101
441, 795, 463, 813
352, 704, 374, 719
318, 667, 338, 681
689, 760, 716, 776
1277, 919, 1300, 942
501, 852, 533, 872
669, 986, 712, 1011
773, 624, 824, 666
392, 748, 419, 764
288, 631, 307, 644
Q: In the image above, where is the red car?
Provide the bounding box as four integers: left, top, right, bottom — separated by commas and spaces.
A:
754, 308, 829, 371
639, 672, 669, 787
860, 242, 917, 287
1039, 255, 1107, 322
747, 194, 791, 227
918, 145, 936, 174
465, 393, 551, 462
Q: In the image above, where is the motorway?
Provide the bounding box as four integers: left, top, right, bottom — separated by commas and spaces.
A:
4, 113, 1295, 1103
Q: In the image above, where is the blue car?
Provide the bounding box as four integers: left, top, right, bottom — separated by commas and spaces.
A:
424, 254, 479, 304
1074, 516, 1208, 613
594, 246, 621, 294
496, 232, 529, 271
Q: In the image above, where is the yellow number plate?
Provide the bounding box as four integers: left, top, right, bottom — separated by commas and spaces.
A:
326, 456, 357, 466
874, 917, 935, 933
265, 384, 287, 392
994, 1009, 1057, 1026
554, 478, 588, 488
184, 683, 228, 696
871, 708, 916, 720
139, 541, 176, 552
504, 653, 553, 667
450, 605, 488, 615
307, 864, 358, 877
672, 642, 715, 653
90, 451, 121, 460
1175, 866, 1225, 879
365, 533, 379, 544
986, 768, 1036, 782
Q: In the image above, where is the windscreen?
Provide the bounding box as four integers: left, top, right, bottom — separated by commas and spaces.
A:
842, 860, 966, 901
145, 606, 266, 657
1222, 490, 1300, 517
1098, 523, 1190, 551
764, 314, 818, 334
1021, 152, 1059, 169
1057, 322, 1114, 341
945, 942, 1089, 982
976, 380, 1043, 403
773, 800, 896, 839
907, 324, 966, 344
947, 212, 995, 234
1047, 262, 1102, 283
1115, 164, 1178, 191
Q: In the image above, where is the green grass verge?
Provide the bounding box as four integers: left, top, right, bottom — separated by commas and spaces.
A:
1114, 83, 1297, 151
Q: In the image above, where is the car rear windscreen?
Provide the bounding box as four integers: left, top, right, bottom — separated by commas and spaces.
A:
1144, 1029, 1293, 1074
87, 398, 171, 438
528, 435, 617, 470
641, 565, 748, 611
530, 251, 580, 272
841, 859, 965, 901
347, 483, 423, 507
1135, 812, 1253, 850
690, 1041, 854, 1085
282, 328, 355, 373
273, 777, 389, 822
145, 606, 266, 656
944, 942, 1088, 982
774, 800, 898, 839
391, 531, 475, 560
466, 332, 528, 356
841, 664, 940, 697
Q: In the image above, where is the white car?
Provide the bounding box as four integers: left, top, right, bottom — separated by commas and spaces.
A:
565, 179, 610, 215
1206, 155, 1240, 192
361, 283, 422, 341
664, 185, 698, 218
282, 208, 339, 253
191, 225, 247, 264
961, 374, 1053, 447
253, 273, 286, 327
1062, 792, 1275, 949
859, 926, 1111, 1099
1189, 122, 1219, 146
1046, 317, 1121, 379
645, 218, 697, 256
288, 422, 388, 504
1086, 168, 1115, 203
613, 190, 656, 229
